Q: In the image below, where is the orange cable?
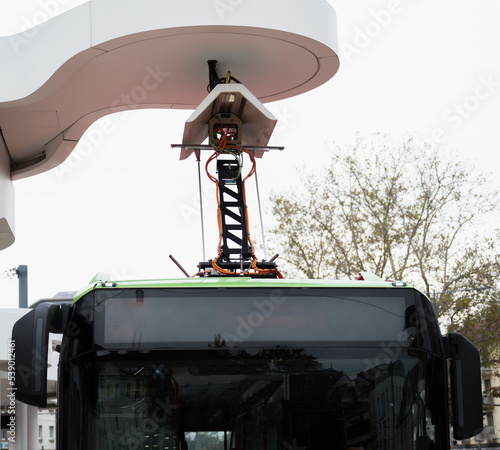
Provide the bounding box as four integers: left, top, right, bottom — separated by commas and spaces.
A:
203, 128, 281, 277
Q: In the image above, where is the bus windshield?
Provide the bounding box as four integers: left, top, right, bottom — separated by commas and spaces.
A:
59, 287, 447, 449
83, 287, 440, 351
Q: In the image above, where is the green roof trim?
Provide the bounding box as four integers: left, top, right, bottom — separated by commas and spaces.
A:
72, 276, 425, 305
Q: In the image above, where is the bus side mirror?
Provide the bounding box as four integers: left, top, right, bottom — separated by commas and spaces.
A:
444, 332, 483, 440
12, 303, 68, 407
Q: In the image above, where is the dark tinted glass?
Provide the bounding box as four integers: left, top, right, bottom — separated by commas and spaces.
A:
89, 288, 432, 350
60, 348, 448, 449
60, 287, 447, 449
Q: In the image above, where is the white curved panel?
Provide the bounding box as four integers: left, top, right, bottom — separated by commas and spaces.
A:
90, 0, 338, 56
0, 0, 339, 181
0, 3, 93, 104
0, 138, 14, 250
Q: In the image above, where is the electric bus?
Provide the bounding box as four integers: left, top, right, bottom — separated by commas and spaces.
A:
13, 274, 483, 449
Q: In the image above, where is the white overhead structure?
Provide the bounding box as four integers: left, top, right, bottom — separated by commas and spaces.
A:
179, 83, 279, 160
0, 139, 14, 250
0, 0, 340, 249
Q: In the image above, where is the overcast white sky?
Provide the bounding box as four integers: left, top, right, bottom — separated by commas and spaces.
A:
1, 0, 500, 307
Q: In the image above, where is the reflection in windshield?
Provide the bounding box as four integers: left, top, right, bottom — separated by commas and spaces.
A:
61, 347, 445, 449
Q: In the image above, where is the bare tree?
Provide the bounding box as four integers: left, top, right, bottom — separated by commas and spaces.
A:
269, 133, 500, 360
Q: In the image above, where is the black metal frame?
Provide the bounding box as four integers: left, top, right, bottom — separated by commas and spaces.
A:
198, 158, 278, 277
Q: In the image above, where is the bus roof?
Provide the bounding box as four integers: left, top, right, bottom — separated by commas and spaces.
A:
72, 276, 424, 305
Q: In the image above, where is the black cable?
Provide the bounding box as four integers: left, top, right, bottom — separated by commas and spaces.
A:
208, 60, 220, 92
207, 60, 242, 92
207, 76, 242, 93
